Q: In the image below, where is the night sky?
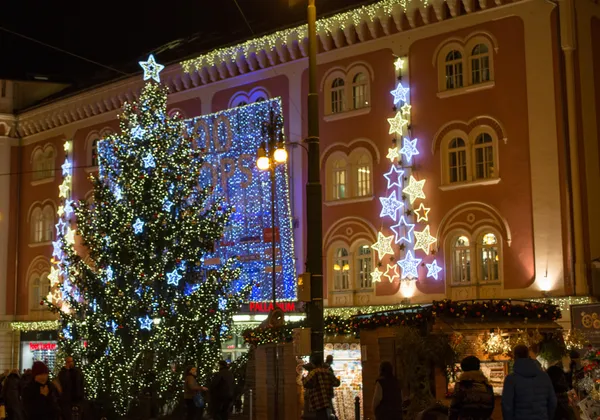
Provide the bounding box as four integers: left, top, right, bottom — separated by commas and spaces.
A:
1, 0, 376, 91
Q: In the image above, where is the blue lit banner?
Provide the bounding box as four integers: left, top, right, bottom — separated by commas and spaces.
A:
184, 98, 297, 301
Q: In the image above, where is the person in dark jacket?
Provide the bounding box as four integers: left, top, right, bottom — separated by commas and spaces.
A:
546, 366, 576, 420
183, 366, 207, 420
58, 356, 86, 420
2, 370, 25, 420
502, 345, 557, 420
449, 356, 495, 420
209, 361, 235, 420
22, 361, 61, 420
372, 361, 402, 420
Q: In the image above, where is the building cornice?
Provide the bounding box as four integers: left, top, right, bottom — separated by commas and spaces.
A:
15, 0, 522, 140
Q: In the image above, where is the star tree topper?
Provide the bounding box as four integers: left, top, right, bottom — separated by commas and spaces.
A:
139, 54, 165, 83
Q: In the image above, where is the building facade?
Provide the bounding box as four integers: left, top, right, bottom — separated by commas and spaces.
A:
0, 0, 599, 369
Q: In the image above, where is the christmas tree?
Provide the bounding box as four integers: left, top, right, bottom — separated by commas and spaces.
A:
48, 56, 247, 415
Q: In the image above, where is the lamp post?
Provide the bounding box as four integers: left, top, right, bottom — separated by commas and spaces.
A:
305, 0, 324, 364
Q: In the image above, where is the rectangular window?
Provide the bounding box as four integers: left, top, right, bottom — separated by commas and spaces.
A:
449, 150, 467, 183
353, 84, 367, 109
475, 146, 494, 179
452, 249, 471, 285
356, 166, 370, 196
481, 247, 499, 282
331, 89, 345, 114
446, 63, 463, 90
358, 246, 372, 289
333, 170, 347, 200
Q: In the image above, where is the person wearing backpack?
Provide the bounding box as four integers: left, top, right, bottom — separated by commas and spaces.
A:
209, 361, 235, 420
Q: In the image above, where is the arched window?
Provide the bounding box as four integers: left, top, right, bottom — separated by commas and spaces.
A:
448, 137, 467, 183
330, 78, 346, 114
332, 159, 347, 200
32, 147, 55, 181
355, 154, 371, 197
255, 97, 266, 102
91, 139, 99, 167
445, 50, 463, 90
471, 44, 490, 85
30, 273, 51, 310
478, 232, 499, 282
474, 133, 495, 179
31, 208, 44, 243
237, 101, 248, 107
356, 244, 372, 289
352, 73, 368, 110
452, 235, 471, 285
42, 205, 54, 242
333, 247, 350, 290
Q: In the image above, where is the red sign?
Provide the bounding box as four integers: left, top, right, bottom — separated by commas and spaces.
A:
249, 301, 296, 313
263, 228, 280, 243
29, 343, 57, 351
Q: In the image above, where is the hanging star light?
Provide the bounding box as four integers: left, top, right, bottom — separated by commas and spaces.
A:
64, 228, 76, 245
139, 316, 153, 331
51, 288, 63, 303
390, 83, 410, 104
59, 180, 71, 198
426, 260, 443, 280
166, 269, 182, 286
390, 216, 415, 244
142, 153, 156, 169
133, 218, 144, 234
384, 263, 400, 283
394, 57, 404, 71
48, 267, 61, 286
163, 200, 174, 212
106, 266, 114, 282
61, 160, 72, 176
387, 113, 409, 135
383, 165, 404, 189
131, 125, 146, 140
52, 241, 63, 258
379, 191, 403, 221
370, 268, 383, 283
55, 219, 67, 235
414, 203, 431, 222
114, 185, 123, 201
57, 206, 65, 217
398, 251, 421, 279
402, 176, 426, 204
401, 103, 412, 116
400, 138, 419, 162
63, 200, 74, 218
414, 226, 437, 255
139, 54, 165, 83
386, 146, 400, 162
371, 232, 394, 259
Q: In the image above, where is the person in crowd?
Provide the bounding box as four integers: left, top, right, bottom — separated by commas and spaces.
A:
372, 361, 402, 420
19, 370, 32, 392
58, 356, 85, 420
183, 366, 207, 420
22, 361, 60, 420
449, 356, 495, 420
502, 345, 557, 420
546, 366, 576, 420
2, 370, 25, 420
418, 403, 449, 420
209, 360, 235, 420
302, 354, 340, 420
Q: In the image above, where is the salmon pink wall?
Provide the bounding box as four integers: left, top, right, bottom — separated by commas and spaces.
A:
593, 17, 600, 209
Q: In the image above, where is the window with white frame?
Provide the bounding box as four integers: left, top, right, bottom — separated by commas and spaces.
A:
330, 78, 345, 114
448, 137, 468, 183
91, 138, 99, 167
355, 154, 371, 197
32, 147, 55, 181
445, 50, 464, 90
332, 159, 347, 200
352, 73, 368, 110
470, 44, 490, 84
478, 232, 499, 282
333, 247, 350, 290
451, 235, 471, 285
474, 133, 495, 180
30, 273, 51, 310
356, 244, 372, 289
42, 205, 54, 242
31, 208, 44, 243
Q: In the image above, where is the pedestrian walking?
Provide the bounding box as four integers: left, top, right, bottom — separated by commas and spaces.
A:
502, 345, 557, 420
209, 361, 235, 420
302, 354, 340, 420
372, 361, 402, 420
546, 366, 576, 420
57, 356, 85, 420
449, 356, 494, 420
22, 361, 61, 420
184, 366, 207, 420
2, 370, 25, 420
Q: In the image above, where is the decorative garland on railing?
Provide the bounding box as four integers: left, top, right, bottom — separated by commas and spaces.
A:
243, 299, 561, 347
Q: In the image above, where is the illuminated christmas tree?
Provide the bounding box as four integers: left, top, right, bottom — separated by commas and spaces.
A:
47, 56, 247, 415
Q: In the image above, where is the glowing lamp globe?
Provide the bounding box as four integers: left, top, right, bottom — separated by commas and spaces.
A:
257, 156, 270, 171
274, 146, 288, 163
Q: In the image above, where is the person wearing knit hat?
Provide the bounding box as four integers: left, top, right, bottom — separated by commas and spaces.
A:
22, 361, 60, 420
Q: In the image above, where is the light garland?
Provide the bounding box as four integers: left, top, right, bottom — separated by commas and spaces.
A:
530, 296, 594, 312
181, 0, 425, 73
11, 320, 59, 332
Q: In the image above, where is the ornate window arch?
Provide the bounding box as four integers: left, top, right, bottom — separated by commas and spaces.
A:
353, 241, 373, 290
475, 229, 502, 284
349, 148, 372, 197
326, 152, 349, 201
328, 242, 351, 291
85, 131, 100, 169
465, 36, 495, 85
30, 207, 44, 243
248, 87, 270, 103
351, 72, 369, 110
470, 126, 499, 181
440, 129, 469, 185
29, 201, 55, 244
27, 257, 51, 312
31, 144, 56, 182
330, 78, 346, 114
